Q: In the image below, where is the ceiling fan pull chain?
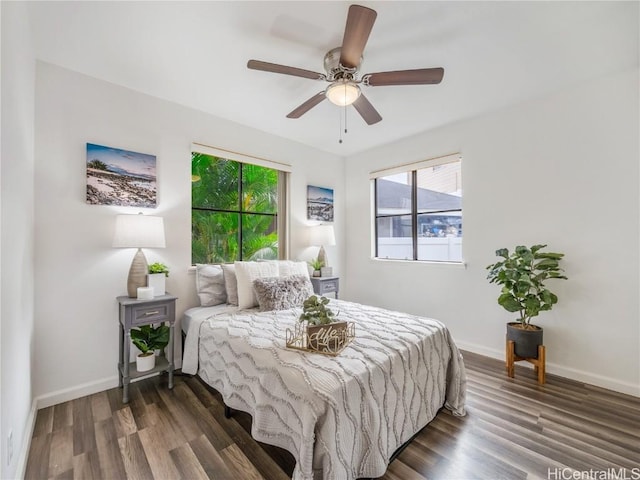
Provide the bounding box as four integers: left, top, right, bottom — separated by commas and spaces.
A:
344, 103, 348, 135
338, 107, 343, 144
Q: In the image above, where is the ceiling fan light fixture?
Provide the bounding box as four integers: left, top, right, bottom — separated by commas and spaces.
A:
325, 80, 360, 106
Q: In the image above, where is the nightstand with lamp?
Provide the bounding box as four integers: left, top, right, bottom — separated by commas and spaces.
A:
308, 224, 339, 298
112, 213, 176, 403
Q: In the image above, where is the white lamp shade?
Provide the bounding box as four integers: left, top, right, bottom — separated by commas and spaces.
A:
309, 224, 336, 247
325, 81, 361, 106
112, 214, 166, 248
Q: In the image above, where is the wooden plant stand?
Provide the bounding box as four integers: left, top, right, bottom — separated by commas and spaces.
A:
506, 340, 546, 385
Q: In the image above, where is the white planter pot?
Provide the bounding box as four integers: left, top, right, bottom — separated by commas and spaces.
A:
136, 352, 155, 372
147, 273, 166, 296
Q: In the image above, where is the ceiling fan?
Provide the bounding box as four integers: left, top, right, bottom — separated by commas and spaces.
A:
247, 4, 444, 126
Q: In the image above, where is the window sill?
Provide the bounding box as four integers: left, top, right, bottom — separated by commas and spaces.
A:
371, 257, 467, 269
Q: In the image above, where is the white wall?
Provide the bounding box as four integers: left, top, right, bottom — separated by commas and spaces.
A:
33, 62, 345, 404
1, 2, 36, 478
344, 68, 640, 396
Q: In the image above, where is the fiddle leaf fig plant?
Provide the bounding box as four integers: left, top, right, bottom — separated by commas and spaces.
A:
486, 244, 567, 329
299, 295, 337, 326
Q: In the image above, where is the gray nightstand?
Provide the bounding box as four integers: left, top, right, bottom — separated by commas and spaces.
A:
310, 276, 339, 299
117, 294, 177, 403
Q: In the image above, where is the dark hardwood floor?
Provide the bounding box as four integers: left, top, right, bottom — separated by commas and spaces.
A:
25, 351, 640, 479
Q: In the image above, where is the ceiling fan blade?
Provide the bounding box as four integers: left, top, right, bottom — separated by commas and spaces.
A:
247, 60, 325, 80
339, 5, 377, 69
286, 92, 327, 118
364, 68, 445, 86
352, 94, 382, 125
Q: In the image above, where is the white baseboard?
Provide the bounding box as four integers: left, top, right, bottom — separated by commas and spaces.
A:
457, 341, 640, 397
36, 376, 120, 409
35, 365, 182, 410
14, 399, 37, 480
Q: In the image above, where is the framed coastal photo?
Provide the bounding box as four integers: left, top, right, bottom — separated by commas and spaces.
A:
86, 143, 157, 207
307, 185, 334, 222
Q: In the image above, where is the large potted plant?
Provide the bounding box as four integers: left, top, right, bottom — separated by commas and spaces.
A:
131, 324, 170, 372
486, 244, 567, 358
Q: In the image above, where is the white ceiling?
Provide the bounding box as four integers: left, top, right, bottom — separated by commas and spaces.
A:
27, 1, 639, 156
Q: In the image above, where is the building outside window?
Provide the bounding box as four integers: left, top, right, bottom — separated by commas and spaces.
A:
373, 154, 462, 262
192, 150, 287, 264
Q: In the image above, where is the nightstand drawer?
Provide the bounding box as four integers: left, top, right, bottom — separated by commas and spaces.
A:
130, 303, 171, 325
319, 281, 338, 293
310, 277, 339, 298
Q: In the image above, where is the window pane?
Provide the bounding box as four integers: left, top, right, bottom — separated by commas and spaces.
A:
376, 173, 412, 216
192, 210, 239, 264
242, 163, 278, 213
241, 213, 278, 260
416, 162, 462, 214
192, 153, 239, 210
376, 215, 413, 260
373, 155, 462, 263
415, 159, 462, 262
417, 212, 462, 262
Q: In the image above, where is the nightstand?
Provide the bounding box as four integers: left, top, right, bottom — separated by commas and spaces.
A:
117, 294, 177, 403
310, 276, 339, 299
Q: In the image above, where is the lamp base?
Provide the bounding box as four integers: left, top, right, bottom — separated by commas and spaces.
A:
127, 248, 149, 297
317, 245, 328, 268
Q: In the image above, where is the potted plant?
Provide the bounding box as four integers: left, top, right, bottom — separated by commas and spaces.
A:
486, 244, 567, 358
299, 295, 345, 352
131, 324, 170, 372
147, 262, 169, 296
308, 259, 323, 277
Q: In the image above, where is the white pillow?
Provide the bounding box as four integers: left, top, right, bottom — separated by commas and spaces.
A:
221, 263, 238, 306
195, 264, 227, 306
278, 260, 310, 279
234, 261, 279, 309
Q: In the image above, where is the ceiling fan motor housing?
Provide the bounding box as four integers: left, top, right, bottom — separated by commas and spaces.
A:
324, 47, 361, 81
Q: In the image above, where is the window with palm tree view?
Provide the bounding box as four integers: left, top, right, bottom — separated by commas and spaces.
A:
192, 152, 280, 264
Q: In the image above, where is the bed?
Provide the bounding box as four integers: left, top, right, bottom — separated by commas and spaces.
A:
182, 262, 466, 480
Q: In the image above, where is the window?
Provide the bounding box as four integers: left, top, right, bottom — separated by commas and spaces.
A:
373, 154, 462, 262
191, 150, 288, 264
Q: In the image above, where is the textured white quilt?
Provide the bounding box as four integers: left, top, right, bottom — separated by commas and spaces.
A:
184, 299, 466, 480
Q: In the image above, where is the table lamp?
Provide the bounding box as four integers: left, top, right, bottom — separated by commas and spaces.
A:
309, 224, 336, 268
113, 213, 166, 297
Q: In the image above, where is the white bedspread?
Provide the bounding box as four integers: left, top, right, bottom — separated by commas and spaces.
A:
183, 299, 466, 480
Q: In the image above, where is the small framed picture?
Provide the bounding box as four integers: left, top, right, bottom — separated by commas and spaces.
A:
86, 143, 157, 207
320, 267, 333, 277
307, 185, 334, 222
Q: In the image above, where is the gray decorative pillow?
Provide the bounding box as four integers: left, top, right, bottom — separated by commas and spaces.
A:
195, 264, 227, 306
221, 263, 238, 306
253, 275, 314, 312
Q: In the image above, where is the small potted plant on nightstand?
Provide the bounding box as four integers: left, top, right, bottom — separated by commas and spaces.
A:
308, 259, 323, 277
131, 324, 170, 372
147, 262, 169, 296
486, 244, 567, 358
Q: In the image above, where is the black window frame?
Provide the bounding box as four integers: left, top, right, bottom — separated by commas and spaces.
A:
374, 158, 462, 262
192, 155, 280, 264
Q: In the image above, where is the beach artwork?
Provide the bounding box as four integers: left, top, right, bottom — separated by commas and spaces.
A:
86, 143, 157, 207
307, 185, 334, 222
